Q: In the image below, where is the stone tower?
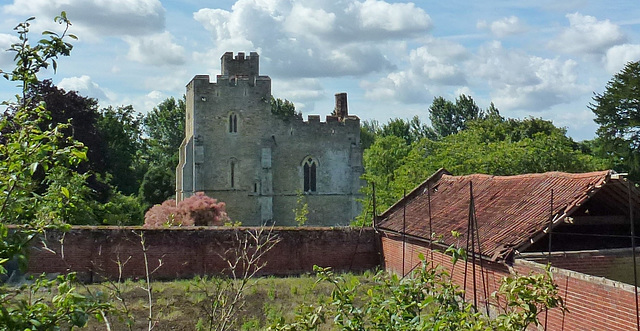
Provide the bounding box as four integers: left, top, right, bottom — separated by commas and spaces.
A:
176, 52, 364, 226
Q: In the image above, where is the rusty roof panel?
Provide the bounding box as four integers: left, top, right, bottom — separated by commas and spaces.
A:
378, 170, 613, 261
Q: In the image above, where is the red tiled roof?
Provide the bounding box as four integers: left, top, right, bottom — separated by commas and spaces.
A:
378, 169, 614, 261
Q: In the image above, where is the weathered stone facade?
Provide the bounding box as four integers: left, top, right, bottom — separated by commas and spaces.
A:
176, 52, 364, 226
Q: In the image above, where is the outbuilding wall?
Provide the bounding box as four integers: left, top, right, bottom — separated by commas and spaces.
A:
381, 233, 640, 331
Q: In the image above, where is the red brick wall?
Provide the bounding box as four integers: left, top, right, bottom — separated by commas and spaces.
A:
27, 226, 379, 282
522, 248, 640, 285
381, 233, 640, 331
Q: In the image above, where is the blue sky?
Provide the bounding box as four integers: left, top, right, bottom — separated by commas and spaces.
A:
2, 0, 640, 141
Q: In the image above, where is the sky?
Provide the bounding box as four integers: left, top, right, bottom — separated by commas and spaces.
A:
1, 0, 640, 141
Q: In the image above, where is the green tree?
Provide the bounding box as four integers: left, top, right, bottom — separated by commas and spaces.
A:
143, 96, 185, 159
271, 96, 300, 120
429, 95, 484, 138
97, 105, 146, 196
0, 13, 111, 329
139, 96, 185, 206
590, 61, 640, 181
25, 79, 111, 202
359, 135, 412, 222
358, 116, 607, 219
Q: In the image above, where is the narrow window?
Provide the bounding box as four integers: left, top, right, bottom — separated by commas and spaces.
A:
230, 161, 235, 188
229, 113, 238, 133
303, 157, 317, 192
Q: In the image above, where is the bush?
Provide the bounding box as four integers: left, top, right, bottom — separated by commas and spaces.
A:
144, 192, 229, 227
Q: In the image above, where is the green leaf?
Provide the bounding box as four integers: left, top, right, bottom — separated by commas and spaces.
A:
30, 162, 39, 175
61, 186, 70, 199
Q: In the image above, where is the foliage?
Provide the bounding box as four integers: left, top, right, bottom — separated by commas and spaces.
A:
494, 266, 565, 330
24, 80, 110, 201
144, 192, 229, 227
138, 96, 186, 207
189, 227, 281, 331
293, 191, 309, 226
358, 115, 607, 218
0, 13, 75, 98
360, 116, 436, 149
429, 94, 484, 138
143, 96, 186, 158
271, 96, 300, 120
138, 165, 175, 207
94, 191, 144, 226
0, 13, 111, 330
97, 105, 146, 196
272, 254, 564, 331
0, 273, 111, 330
590, 60, 640, 181
357, 135, 411, 223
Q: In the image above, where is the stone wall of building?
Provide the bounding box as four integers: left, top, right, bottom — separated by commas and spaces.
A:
177, 52, 364, 226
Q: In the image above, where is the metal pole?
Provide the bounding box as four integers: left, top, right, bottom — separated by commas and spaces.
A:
428, 182, 434, 262
402, 189, 406, 276
471, 182, 490, 317
545, 189, 554, 330
547, 189, 554, 264
470, 182, 478, 310
628, 181, 639, 331
372, 182, 377, 228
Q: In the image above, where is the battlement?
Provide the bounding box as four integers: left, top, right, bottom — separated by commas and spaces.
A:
298, 92, 358, 129
221, 51, 260, 77
300, 114, 359, 127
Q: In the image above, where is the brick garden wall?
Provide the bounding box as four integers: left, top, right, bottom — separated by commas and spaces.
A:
26, 226, 379, 282
26, 226, 640, 330
381, 232, 640, 331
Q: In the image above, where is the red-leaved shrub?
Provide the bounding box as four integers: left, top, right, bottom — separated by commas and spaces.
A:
144, 192, 229, 227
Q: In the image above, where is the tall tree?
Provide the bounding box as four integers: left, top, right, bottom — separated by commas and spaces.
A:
139, 96, 186, 206
97, 105, 146, 196
26, 80, 110, 201
428, 95, 484, 138
590, 61, 640, 181
143, 96, 185, 160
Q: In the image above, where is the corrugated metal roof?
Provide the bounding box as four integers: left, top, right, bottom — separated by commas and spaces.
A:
378, 169, 617, 262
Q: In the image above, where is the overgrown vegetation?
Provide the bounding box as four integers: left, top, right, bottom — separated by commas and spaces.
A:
0, 13, 112, 329
270, 252, 563, 331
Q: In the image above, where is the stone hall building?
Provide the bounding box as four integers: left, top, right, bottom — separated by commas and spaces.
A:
176, 52, 364, 226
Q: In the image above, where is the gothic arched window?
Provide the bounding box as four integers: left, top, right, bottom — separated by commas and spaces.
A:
303, 157, 317, 192
228, 113, 238, 133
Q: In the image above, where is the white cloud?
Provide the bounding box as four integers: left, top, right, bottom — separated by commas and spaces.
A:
0, 33, 19, 71
125, 32, 185, 66
143, 69, 190, 93
58, 75, 111, 101
194, 0, 430, 78
549, 13, 626, 54
361, 38, 468, 104
275, 78, 324, 101
273, 78, 325, 112
477, 16, 526, 38
353, 0, 432, 37
3, 0, 165, 37
605, 44, 640, 73
472, 41, 588, 111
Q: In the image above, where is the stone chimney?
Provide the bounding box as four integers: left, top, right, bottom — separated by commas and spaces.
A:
334, 93, 348, 121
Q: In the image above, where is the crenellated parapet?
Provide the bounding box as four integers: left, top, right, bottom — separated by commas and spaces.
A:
178, 52, 364, 226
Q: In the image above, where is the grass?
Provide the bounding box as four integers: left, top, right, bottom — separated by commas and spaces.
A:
81, 272, 369, 331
